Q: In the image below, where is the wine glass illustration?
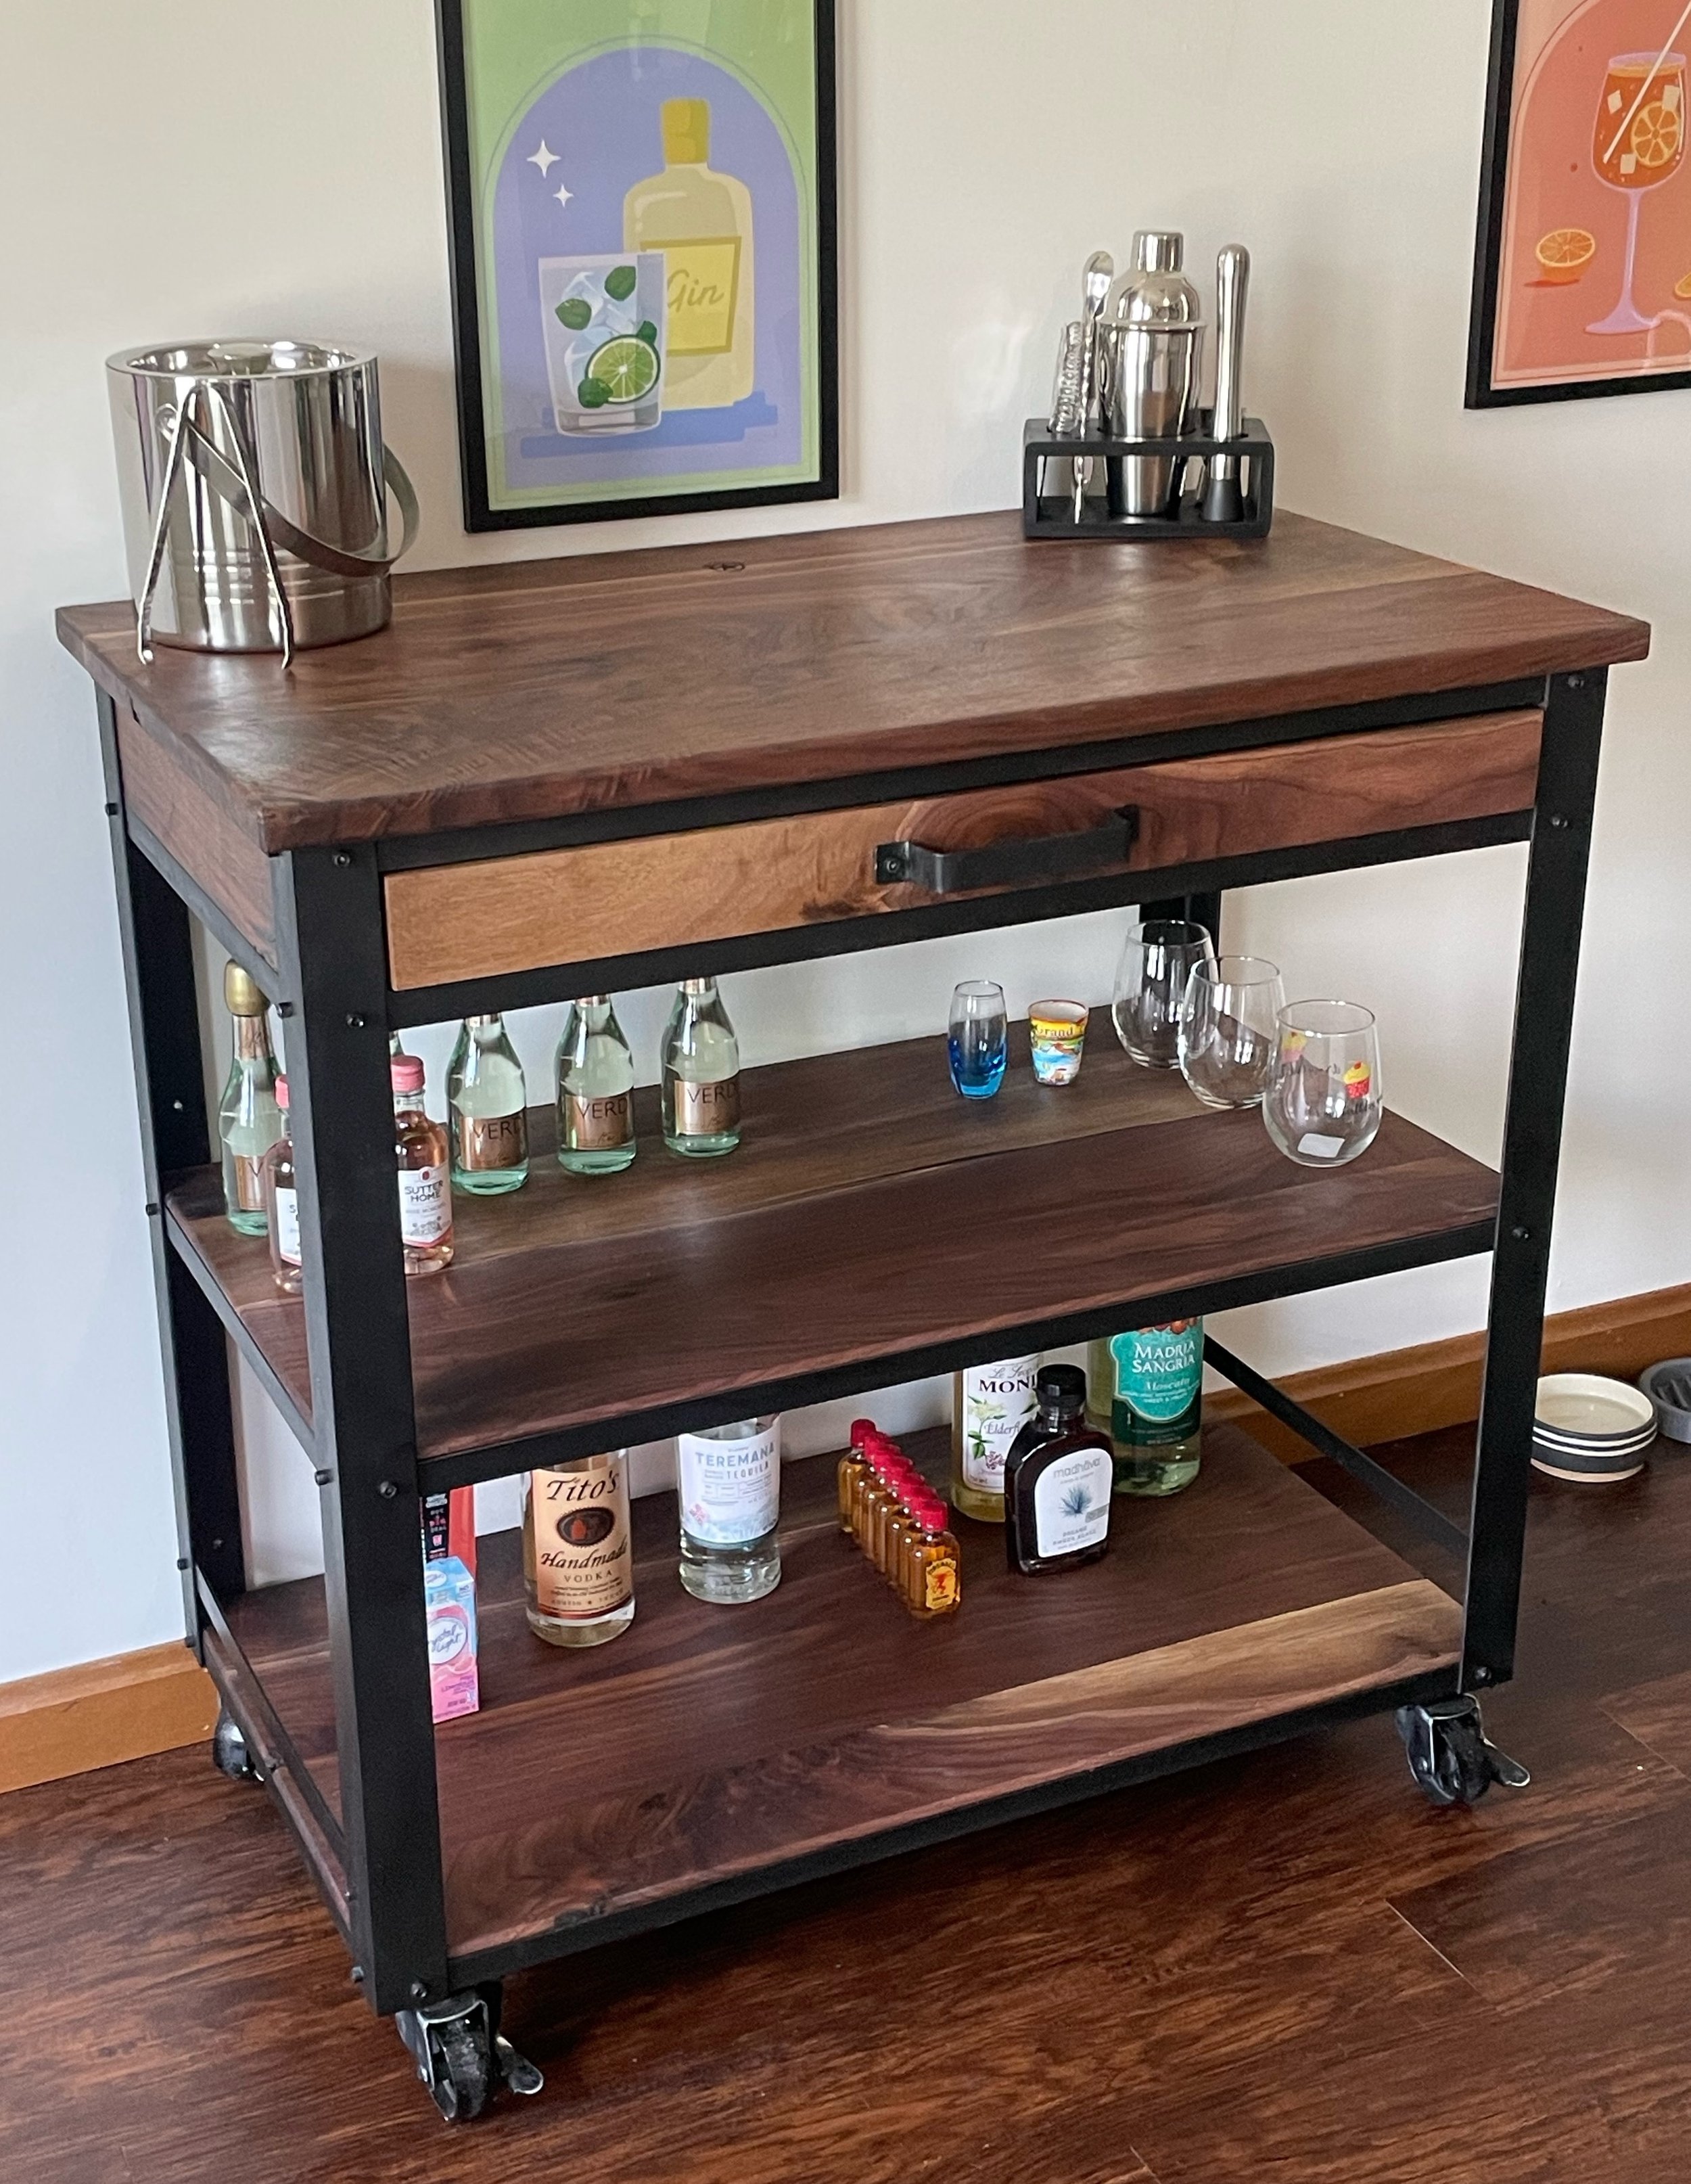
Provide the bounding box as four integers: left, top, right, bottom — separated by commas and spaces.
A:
1588, 49, 1687, 335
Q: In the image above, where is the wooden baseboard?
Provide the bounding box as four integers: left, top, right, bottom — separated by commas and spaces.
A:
0, 1641, 218, 1796
1209, 1280, 1691, 1463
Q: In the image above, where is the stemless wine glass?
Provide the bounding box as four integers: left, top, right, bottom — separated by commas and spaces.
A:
1262, 1001, 1383, 1169
1112, 920, 1215, 1069
948, 980, 1009, 1099
1178, 956, 1284, 1110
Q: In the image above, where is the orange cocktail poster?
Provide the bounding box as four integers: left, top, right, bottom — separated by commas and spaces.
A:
1486, 0, 1691, 393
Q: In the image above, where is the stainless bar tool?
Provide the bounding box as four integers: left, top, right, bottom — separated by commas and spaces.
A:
1201, 244, 1251, 524
1073, 251, 1114, 522
1107, 231, 1203, 518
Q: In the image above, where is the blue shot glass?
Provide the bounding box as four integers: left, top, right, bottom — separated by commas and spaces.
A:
948, 981, 1009, 1099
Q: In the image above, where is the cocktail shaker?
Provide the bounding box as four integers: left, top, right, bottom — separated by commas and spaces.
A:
1106, 231, 1204, 518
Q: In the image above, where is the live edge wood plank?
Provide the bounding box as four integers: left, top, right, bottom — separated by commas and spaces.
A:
164, 1030, 1499, 1462
57, 509, 1647, 850
383, 707, 1544, 992
220, 1425, 1461, 1962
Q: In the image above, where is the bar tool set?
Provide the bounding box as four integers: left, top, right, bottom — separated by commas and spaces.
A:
1023, 231, 1273, 541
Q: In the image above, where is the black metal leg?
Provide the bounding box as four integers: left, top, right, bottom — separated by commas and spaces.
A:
275, 844, 450, 2017
1462, 668, 1607, 1689
95, 694, 244, 1637
1140, 889, 1224, 949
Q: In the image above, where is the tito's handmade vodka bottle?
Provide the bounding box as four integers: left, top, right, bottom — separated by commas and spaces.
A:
624, 97, 755, 411
524, 1453, 634, 1647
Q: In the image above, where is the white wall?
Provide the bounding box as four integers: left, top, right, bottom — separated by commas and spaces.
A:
3, 1, 1684, 1675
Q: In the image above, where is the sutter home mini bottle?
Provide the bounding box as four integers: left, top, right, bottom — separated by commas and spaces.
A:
1004, 1364, 1114, 1575
217, 961, 281, 1235
261, 1076, 302, 1296
1087, 1319, 1204, 1495
392, 1055, 453, 1276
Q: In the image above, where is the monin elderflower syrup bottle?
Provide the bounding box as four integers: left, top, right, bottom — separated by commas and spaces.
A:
448, 1014, 528, 1194
950, 1356, 1040, 1522
660, 977, 741, 1156
1088, 1319, 1204, 1495
676, 1415, 781, 1601
556, 997, 636, 1175
524, 1453, 634, 1647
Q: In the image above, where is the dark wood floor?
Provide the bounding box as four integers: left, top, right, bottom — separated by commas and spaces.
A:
7, 1426, 1690, 2183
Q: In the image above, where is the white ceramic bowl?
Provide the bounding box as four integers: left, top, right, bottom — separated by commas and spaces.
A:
1534, 1373, 1657, 1443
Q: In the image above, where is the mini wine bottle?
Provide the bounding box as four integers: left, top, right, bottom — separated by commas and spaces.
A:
556, 996, 636, 1175
1004, 1365, 1114, 1575
661, 977, 742, 1156
217, 961, 281, 1235
261, 1077, 302, 1296
392, 1055, 453, 1276
448, 1014, 528, 1195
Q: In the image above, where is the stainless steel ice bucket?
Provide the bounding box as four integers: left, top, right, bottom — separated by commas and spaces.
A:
107, 339, 418, 665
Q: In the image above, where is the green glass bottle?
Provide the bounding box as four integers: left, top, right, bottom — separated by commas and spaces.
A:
1086, 1319, 1204, 1495
660, 977, 741, 1156
555, 996, 636, 1176
217, 961, 281, 1236
447, 1014, 529, 1195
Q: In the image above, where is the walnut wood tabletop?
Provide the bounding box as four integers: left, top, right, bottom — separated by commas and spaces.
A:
56, 509, 1649, 852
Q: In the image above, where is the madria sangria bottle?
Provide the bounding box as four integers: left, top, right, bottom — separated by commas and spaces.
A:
1087, 1319, 1203, 1495
524, 1452, 634, 1647
392, 1055, 453, 1275
950, 1356, 1041, 1522
261, 1077, 302, 1295
217, 961, 281, 1235
447, 1014, 528, 1195
556, 996, 636, 1175
676, 1415, 780, 1602
660, 977, 742, 1156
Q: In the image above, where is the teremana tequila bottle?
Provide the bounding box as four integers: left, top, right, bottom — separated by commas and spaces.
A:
677, 1415, 781, 1602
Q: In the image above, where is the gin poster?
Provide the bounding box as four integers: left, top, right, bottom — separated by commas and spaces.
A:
437, 0, 838, 528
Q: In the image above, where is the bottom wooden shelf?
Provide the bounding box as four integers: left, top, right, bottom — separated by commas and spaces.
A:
223, 1423, 1461, 1973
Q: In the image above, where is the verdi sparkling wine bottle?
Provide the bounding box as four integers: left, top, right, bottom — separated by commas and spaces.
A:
660, 977, 742, 1156
447, 1014, 529, 1195
217, 961, 281, 1236
556, 997, 636, 1175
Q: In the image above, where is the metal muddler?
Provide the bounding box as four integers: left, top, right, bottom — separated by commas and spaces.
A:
1201, 245, 1251, 524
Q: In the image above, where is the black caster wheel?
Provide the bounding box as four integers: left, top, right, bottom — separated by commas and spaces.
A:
211, 1708, 260, 1783
1395, 1694, 1530, 1808
396, 1986, 542, 2122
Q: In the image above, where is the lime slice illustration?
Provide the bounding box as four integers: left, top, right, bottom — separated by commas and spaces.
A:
577, 376, 611, 409
604, 264, 638, 302
586, 336, 660, 405
555, 296, 593, 330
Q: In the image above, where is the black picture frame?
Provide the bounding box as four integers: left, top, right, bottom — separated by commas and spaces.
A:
1468, 0, 1691, 409
434, 0, 839, 531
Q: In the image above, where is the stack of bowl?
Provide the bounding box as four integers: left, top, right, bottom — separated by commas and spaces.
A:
1531, 1373, 1657, 1483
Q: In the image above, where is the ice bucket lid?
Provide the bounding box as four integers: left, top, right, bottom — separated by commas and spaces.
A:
107, 338, 375, 380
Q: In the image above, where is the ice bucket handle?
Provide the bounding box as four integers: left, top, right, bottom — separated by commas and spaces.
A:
135, 376, 420, 670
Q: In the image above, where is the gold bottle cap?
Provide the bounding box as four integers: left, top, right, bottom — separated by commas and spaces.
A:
662, 96, 710, 165
223, 961, 266, 1016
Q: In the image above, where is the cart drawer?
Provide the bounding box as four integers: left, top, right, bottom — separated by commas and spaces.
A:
384, 708, 1542, 991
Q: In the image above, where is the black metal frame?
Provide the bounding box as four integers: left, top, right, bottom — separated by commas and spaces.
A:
434, 0, 840, 533
93, 664, 1608, 2021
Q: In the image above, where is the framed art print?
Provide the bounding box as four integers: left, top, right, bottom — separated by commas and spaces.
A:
1469, 0, 1691, 404
436, 0, 837, 528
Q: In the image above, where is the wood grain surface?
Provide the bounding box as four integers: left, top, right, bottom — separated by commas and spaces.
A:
0, 1641, 216, 1794
8, 1420, 1691, 2181
118, 703, 277, 963
221, 1424, 1460, 1961
56, 509, 1646, 850
163, 1030, 1498, 1461
383, 706, 1543, 991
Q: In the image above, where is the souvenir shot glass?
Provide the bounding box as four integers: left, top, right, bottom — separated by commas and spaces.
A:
1029, 1000, 1090, 1085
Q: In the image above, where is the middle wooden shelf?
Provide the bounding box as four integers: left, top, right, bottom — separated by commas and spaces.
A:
165, 1026, 1500, 1484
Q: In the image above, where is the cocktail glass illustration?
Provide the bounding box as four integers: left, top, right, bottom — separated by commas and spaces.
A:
538, 253, 666, 434
1588, 50, 1686, 334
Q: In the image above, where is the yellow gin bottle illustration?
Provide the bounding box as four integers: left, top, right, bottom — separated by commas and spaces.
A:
624, 97, 754, 411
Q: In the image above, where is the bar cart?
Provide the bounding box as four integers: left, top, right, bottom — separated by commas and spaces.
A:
60, 509, 1647, 2120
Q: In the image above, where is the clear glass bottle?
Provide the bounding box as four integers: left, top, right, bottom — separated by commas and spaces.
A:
556, 996, 636, 1175
217, 961, 281, 1236
661, 977, 742, 1156
950, 1356, 1041, 1522
523, 1453, 634, 1647
1004, 1365, 1114, 1575
261, 1076, 302, 1296
392, 1055, 453, 1276
1086, 1320, 1204, 1495
677, 1415, 781, 1603
447, 1014, 529, 1195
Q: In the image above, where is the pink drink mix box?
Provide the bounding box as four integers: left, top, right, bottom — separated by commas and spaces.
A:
424, 1554, 479, 1723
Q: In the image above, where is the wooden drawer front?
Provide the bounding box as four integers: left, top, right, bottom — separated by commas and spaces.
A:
384, 708, 1542, 991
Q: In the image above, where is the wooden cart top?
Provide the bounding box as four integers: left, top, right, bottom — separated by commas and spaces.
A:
57, 509, 1650, 853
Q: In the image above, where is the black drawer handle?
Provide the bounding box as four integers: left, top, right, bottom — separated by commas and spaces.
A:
875, 807, 1139, 895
